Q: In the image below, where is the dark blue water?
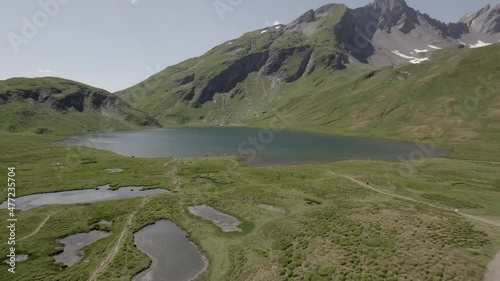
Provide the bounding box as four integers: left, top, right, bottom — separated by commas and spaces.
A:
60, 128, 445, 165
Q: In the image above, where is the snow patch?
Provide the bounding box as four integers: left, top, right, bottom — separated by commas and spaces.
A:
428, 45, 442, 50
410, 58, 429, 64
469, 40, 492, 48
275, 26, 281, 29
227, 42, 233, 45
391, 50, 414, 60
391, 50, 429, 64
414, 49, 429, 53
261, 30, 268, 34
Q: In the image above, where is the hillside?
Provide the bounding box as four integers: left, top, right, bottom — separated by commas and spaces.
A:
116, 0, 500, 150
116, 4, 349, 117
1, 1, 500, 280
0, 77, 160, 135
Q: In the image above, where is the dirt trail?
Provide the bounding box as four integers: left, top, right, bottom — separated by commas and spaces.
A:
328, 171, 500, 281
165, 162, 181, 191
328, 171, 500, 227
459, 214, 500, 228
88, 197, 149, 281
19, 212, 58, 241
328, 171, 447, 210
485, 250, 500, 281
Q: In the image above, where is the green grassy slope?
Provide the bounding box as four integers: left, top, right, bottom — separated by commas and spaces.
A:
0, 77, 160, 135
0, 135, 498, 280
251, 45, 500, 144
0, 45, 498, 281
118, 43, 500, 159
115, 4, 348, 124
114, 0, 499, 154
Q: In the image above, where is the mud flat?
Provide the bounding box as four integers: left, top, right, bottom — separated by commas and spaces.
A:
189, 205, 242, 232
257, 204, 286, 214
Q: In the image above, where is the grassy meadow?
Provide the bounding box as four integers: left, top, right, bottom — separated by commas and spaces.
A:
0, 33, 498, 281
0, 132, 498, 281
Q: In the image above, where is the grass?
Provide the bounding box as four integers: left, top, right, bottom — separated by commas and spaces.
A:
0, 10, 499, 281
0, 77, 158, 135
116, 4, 349, 123
0, 134, 499, 280
118, 42, 500, 164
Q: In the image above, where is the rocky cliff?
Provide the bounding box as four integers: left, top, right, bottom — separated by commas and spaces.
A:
116, 0, 500, 126
0, 77, 160, 134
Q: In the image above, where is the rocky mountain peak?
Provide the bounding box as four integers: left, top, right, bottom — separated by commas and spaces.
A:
370, 0, 409, 13
116, 0, 500, 120
459, 4, 500, 34
460, 4, 491, 22
292, 9, 316, 25
350, 0, 415, 34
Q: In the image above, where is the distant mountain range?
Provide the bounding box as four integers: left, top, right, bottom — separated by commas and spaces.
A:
338, 0, 500, 66
2, 0, 499, 143
116, 0, 500, 127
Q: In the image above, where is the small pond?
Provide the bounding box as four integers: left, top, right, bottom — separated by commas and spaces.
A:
54, 231, 111, 267
188, 205, 242, 232
0, 185, 167, 211
133, 220, 207, 281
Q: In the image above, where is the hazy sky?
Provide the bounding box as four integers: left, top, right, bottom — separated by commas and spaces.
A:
0, 0, 496, 92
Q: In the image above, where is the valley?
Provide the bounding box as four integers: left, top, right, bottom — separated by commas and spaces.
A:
0, 133, 499, 280
0, 0, 499, 280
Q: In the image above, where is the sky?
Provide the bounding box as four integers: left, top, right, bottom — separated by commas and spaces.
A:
0, 0, 496, 92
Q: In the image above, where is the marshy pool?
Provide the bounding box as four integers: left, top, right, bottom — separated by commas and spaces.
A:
59, 128, 447, 165
133, 220, 207, 281
54, 231, 111, 267
0, 185, 167, 211
188, 205, 242, 232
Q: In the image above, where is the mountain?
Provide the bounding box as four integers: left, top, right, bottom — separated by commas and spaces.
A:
116, 0, 500, 145
339, 0, 500, 65
459, 4, 500, 34
0, 77, 160, 134
115, 4, 349, 121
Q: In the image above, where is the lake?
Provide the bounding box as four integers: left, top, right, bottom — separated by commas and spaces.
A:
59, 128, 446, 165
133, 220, 207, 281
